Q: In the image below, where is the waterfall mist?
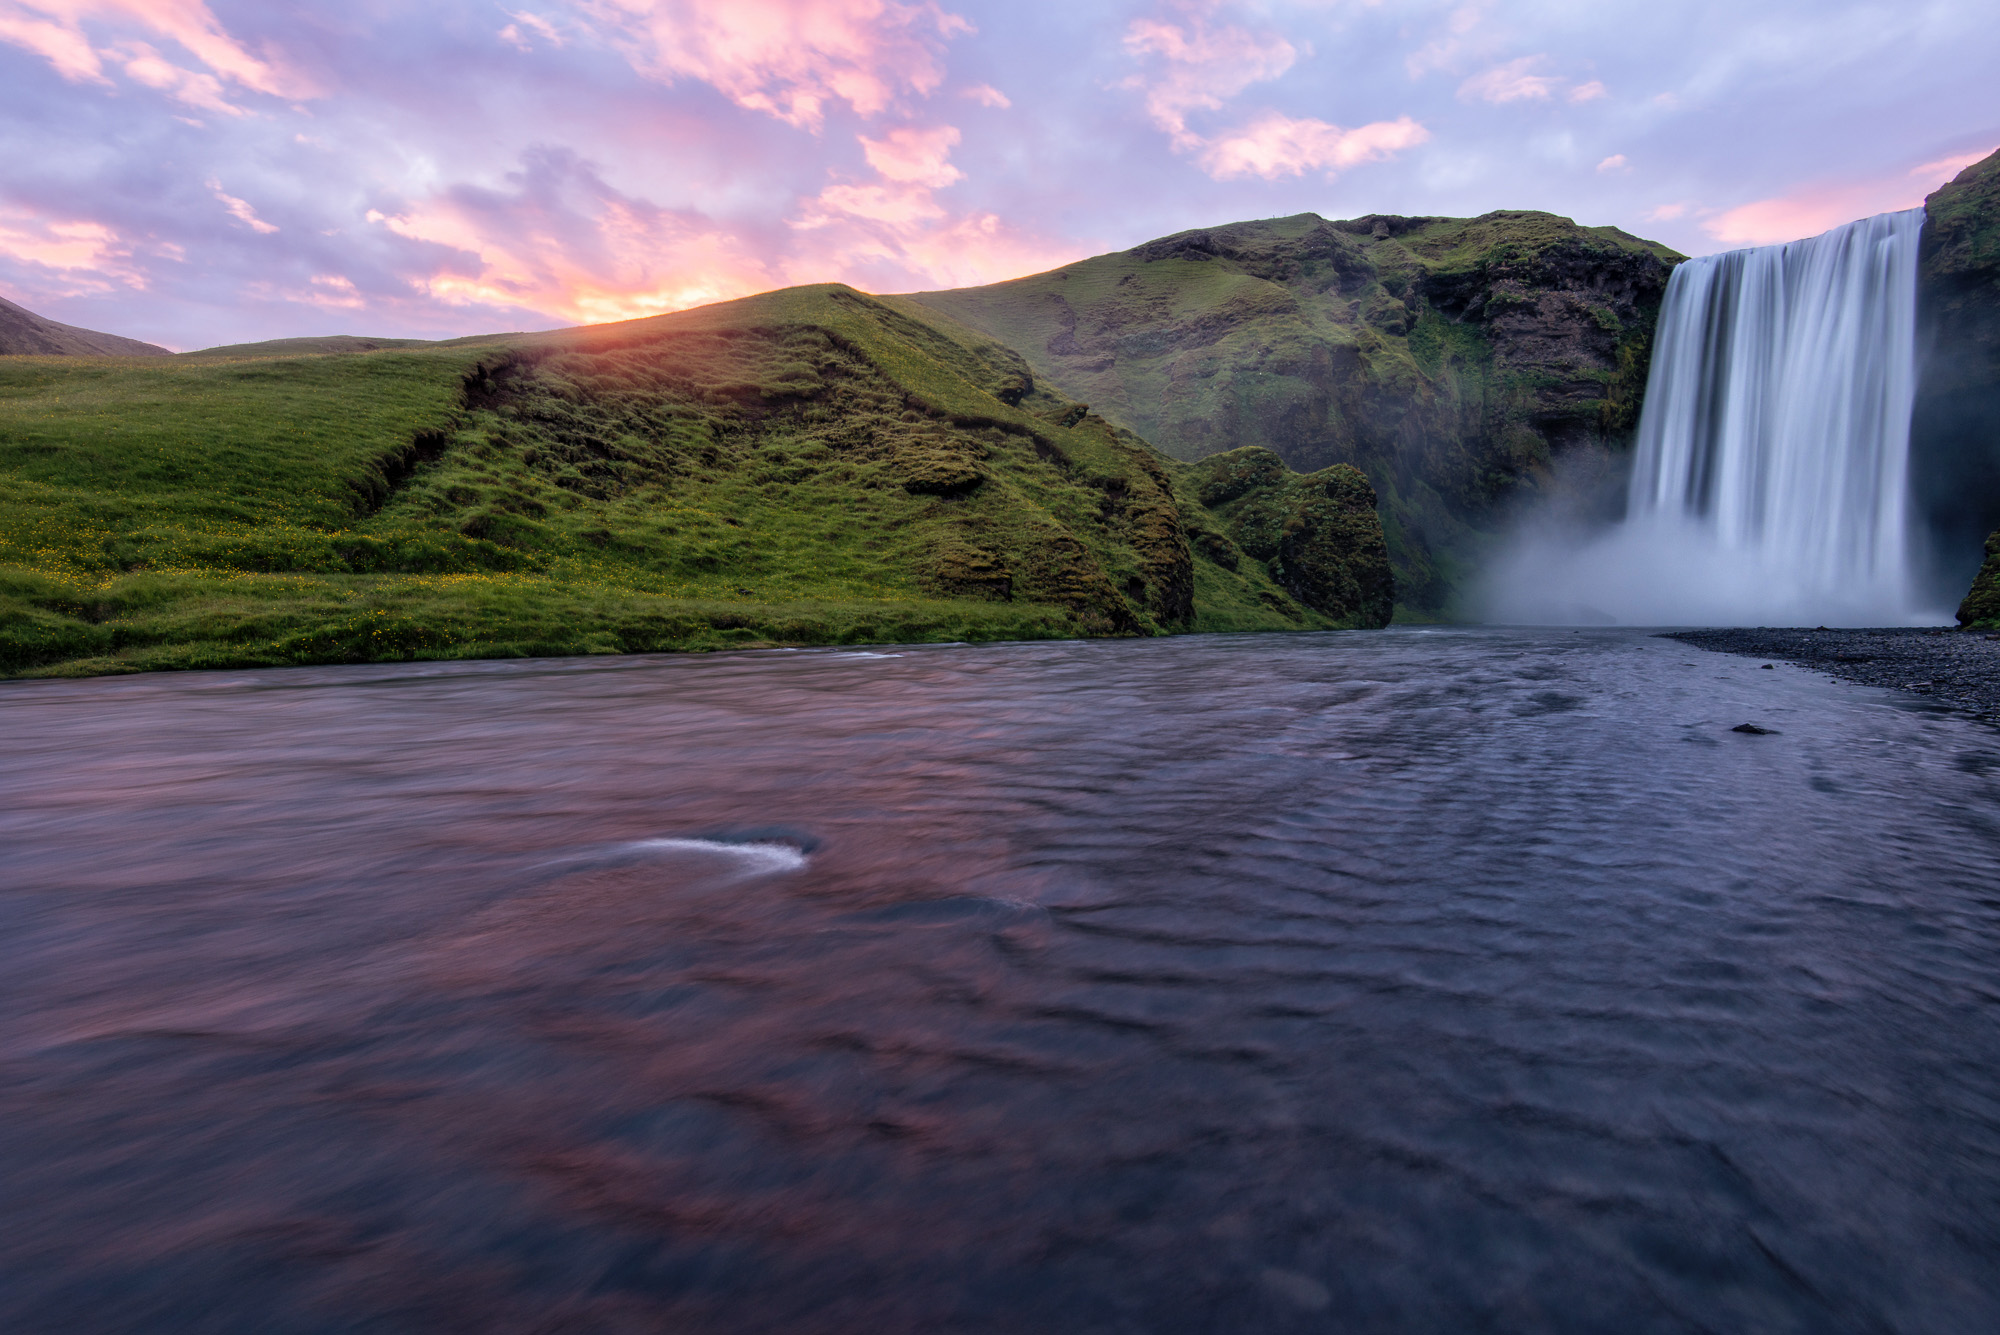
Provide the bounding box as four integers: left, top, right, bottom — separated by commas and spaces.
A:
1481, 209, 1947, 626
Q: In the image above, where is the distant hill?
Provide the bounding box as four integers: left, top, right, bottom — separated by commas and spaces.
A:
0, 294, 171, 357
180, 332, 517, 359
910, 211, 1684, 614
0, 284, 1390, 679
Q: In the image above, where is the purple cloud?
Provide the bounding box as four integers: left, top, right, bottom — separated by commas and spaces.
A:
0, 0, 1991, 349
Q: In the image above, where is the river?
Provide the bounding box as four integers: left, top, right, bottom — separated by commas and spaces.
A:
3, 629, 1998, 1333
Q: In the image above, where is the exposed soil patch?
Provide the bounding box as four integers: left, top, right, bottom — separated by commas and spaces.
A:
1668, 627, 2000, 726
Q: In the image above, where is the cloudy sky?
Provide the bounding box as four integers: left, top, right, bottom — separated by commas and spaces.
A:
1, 0, 1993, 350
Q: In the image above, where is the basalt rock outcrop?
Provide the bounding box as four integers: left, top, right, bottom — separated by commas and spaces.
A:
910, 211, 1682, 613
1913, 147, 2000, 613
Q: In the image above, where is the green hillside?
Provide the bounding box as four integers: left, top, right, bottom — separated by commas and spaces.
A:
0, 284, 1390, 678
909, 210, 1683, 615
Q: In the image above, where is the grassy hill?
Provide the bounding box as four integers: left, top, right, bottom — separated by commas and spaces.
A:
0, 284, 1390, 678
0, 294, 170, 357
909, 211, 1683, 616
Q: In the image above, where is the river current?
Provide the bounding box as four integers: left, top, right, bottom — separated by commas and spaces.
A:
4, 629, 1999, 1333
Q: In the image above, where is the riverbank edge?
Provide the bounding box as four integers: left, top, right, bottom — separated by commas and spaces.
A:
1667, 627, 2000, 727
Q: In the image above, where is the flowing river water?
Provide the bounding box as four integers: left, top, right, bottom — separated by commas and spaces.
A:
4, 629, 1999, 1333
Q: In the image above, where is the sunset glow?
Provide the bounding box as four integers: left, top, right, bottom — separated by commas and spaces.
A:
0, 0, 1993, 349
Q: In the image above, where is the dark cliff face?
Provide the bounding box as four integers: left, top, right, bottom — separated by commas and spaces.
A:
909, 211, 1681, 614
1960, 532, 2000, 628
1913, 148, 2000, 610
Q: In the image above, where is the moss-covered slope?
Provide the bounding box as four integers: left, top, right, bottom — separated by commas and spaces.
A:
1914, 148, 2000, 609
1184, 447, 1393, 628
1959, 531, 2000, 628
0, 283, 1387, 678
908, 211, 1682, 614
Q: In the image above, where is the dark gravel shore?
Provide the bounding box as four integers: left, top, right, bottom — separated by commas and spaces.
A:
1668, 627, 2000, 726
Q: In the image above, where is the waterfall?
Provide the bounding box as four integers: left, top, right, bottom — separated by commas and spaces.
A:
1486, 208, 1939, 626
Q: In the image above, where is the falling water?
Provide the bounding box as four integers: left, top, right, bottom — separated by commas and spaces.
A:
1486, 209, 1939, 625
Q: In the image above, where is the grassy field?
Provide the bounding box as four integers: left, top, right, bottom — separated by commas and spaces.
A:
1, 285, 1386, 678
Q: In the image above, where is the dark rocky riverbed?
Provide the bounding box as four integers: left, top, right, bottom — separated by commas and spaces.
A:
1669, 627, 2000, 726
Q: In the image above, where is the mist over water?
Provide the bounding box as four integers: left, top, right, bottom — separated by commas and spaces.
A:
1485, 209, 1942, 626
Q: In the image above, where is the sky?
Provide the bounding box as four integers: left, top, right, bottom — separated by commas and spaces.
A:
0, 0, 1993, 351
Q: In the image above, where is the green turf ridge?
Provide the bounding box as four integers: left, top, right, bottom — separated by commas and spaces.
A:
909, 209, 1684, 615
1, 284, 1392, 678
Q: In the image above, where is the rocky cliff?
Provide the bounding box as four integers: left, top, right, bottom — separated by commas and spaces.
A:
0, 294, 170, 357
1959, 532, 2000, 627
1913, 147, 2000, 618
909, 211, 1681, 613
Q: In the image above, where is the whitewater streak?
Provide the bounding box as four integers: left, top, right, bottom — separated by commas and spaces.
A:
1488, 209, 1935, 626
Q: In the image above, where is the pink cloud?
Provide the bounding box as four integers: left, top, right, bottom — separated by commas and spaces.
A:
1596, 154, 1627, 173
0, 0, 309, 101
359, 144, 1076, 331
792, 189, 1080, 291
859, 124, 963, 187
1458, 55, 1559, 104
574, 0, 971, 130
1122, 10, 1297, 150
120, 40, 241, 114
1911, 147, 1998, 180
0, 6, 100, 80
863, 210, 1080, 290
375, 190, 777, 326
498, 12, 565, 52
1568, 80, 1606, 103
242, 274, 366, 312
1705, 183, 1928, 247
1702, 150, 1993, 248
0, 207, 148, 292
1117, 3, 1425, 186
960, 82, 1008, 108
798, 180, 945, 227
1197, 112, 1430, 181
791, 117, 1076, 287
208, 181, 277, 234
306, 275, 364, 309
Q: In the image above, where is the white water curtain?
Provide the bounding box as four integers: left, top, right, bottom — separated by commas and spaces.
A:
1628, 209, 1924, 608
1484, 209, 1932, 626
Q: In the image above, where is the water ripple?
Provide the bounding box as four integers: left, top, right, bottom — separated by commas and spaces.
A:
1, 628, 1998, 1333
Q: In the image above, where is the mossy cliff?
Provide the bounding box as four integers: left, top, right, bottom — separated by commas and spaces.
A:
908, 211, 1682, 615
1913, 147, 2000, 619
1184, 447, 1393, 628
1959, 532, 2000, 628
0, 284, 1387, 678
